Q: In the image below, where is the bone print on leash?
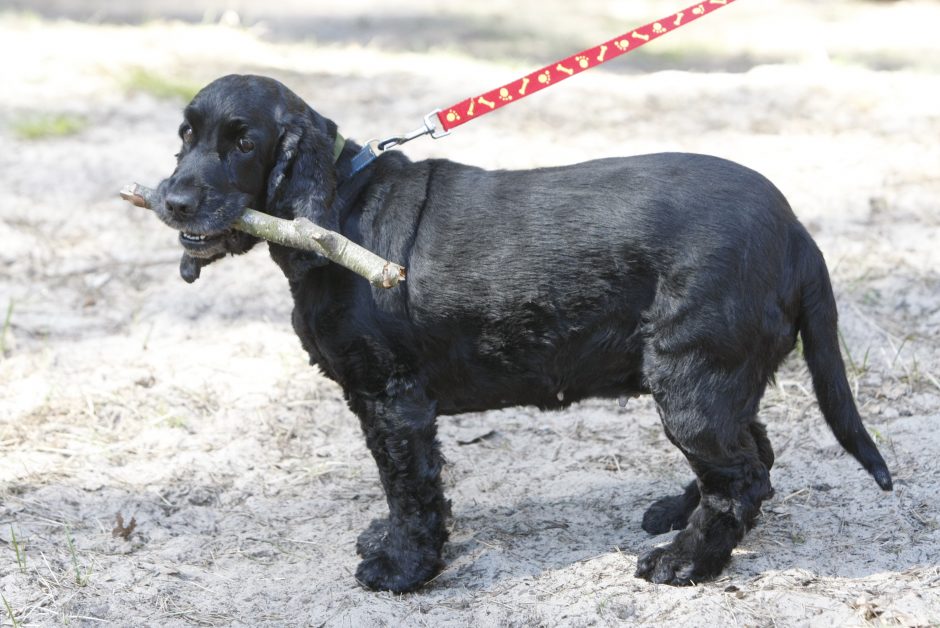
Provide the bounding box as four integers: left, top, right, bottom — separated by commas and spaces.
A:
438, 0, 738, 131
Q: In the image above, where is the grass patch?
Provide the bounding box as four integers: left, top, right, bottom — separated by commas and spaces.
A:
0, 299, 12, 357
838, 327, 869, 377
163, 414, 189, 430
11, 114, 87, 140
793, 335, 804, 358
65, 526, 88, 587
1, 594, 19, 628
123, 68, 200, 102
10, 525, 26, 573
869, 427, 889, 446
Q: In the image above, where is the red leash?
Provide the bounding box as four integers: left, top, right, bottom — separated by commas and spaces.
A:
351, 0, 738, 172
437, 0, 737, 133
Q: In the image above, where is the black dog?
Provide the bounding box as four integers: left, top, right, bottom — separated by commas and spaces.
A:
154, 74, 892, 592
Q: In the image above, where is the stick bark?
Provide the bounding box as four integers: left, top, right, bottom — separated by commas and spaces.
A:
120, 183, 406, 288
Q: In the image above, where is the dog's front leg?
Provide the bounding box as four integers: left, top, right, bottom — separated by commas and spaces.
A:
349, 382, 448, 593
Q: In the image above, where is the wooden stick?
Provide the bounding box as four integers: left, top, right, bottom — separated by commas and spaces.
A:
119, 183, 406, 289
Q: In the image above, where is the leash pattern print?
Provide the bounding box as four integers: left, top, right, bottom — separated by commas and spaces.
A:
436, 0, 737, 132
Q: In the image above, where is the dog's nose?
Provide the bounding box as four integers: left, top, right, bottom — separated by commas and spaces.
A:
164, 190, 199, 220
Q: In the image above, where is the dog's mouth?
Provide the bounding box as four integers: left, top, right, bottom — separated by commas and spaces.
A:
178, 230, 233, 258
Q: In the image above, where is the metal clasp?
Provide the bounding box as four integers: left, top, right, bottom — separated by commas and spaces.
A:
424, 109, 450, 139
376, 109, 450, 151
350, 110, 451, 175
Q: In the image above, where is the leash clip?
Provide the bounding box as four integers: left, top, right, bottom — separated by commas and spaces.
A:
350, 109, 450, 175
377, 108, 450, 151
423, 109, 451, 140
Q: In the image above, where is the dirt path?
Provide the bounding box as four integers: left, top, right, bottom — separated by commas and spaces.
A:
1, 1, 939, 625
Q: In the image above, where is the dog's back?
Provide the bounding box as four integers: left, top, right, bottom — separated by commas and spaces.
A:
367, 154, 803, 414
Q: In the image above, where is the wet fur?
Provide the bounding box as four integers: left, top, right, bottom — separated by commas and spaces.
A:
157, 75, 892, 592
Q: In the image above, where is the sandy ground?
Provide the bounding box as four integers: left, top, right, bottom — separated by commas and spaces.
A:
1, 0, 939, 625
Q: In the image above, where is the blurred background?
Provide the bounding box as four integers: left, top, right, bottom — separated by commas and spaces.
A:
1, 1, 938, 625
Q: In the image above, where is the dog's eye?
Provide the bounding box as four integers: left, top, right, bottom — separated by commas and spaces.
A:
181, 126, 193, 144
237, 137, 255, 153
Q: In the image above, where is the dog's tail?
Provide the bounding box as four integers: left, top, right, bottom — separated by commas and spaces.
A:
796, 232, 893, 491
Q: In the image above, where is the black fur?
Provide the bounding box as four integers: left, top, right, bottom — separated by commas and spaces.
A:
156, 74, 893, 592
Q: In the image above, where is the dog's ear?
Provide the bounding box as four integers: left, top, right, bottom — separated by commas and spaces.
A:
266, 106, 339, 234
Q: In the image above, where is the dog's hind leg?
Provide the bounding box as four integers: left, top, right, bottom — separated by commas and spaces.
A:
641, 421, 774, 535
349, 381, 449, 593
635, 349, 775, 585
749, 420, 775, 495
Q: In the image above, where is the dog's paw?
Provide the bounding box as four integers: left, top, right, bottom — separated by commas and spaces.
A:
635, 544, 706, 586
641, 495, 692, 535
355, 547, 442, 593
356, 518, 390, 557
354, 519, 443, 592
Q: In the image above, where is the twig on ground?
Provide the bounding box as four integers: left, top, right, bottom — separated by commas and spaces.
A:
120, 183, 406, 289
112, 514, 137, 541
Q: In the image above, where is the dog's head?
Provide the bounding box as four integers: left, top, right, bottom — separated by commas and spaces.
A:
156, 74, 340, 282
